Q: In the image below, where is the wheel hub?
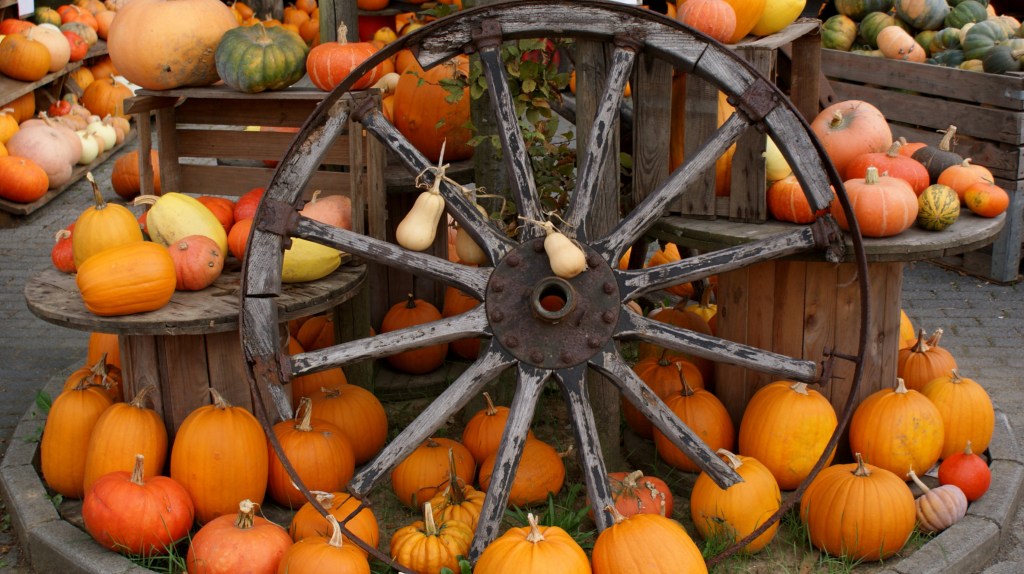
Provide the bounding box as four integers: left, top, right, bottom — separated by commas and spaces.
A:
486, 238, 619, 368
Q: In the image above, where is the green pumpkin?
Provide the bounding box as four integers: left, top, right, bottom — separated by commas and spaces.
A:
948, 0, 987, 6
835, 0, 895, 21
214, 24, 310, 94
959, 58, 985, 71
33, 6, 62, 26
858, 12, 902, 48
917, 184, 960, 231
928, 27, 962, 54
823, 15, 859, 51
982, 44, 1024, 74
915, 30, 937, 56
852, 48, 887, 57
961, 20, 1009, 60
928, 49, 966, 67
895, 0, 950, 31
944, 1, 988, 29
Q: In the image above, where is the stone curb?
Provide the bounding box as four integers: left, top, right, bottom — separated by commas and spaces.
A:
2, 378, 1022, 573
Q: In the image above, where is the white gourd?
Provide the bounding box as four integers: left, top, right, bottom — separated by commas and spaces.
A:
542, 221, 586, 278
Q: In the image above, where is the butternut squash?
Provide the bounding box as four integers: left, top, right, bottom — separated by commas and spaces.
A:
542, 222, 586, 278
454, 203, 488, 265
396, 150, 449, 251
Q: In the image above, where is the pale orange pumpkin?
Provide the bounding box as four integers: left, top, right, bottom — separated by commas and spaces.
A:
675, 0, 737, 43
831, 166, 919, 238
810, 100, 892, 177
937, 158, 994, 203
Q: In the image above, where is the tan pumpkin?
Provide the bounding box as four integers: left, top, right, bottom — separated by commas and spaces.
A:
25, 23, 71, 72
908, 469, 967, 534
810, 100, 892, 177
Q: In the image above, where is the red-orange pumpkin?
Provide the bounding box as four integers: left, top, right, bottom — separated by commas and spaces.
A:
167, 234, 225, 291
964, 180, 1010, 218
186, 499, 293, 574
844, 140, 930, 194
227, 217, 253, 260
675, 0, 737, 43
766, 175, 828, 224
233, 186, 264, 221
111, 149, 161, 200
0, 155, 49, 203
306, 33, 386, 91
393, 55, 473, 162
195, 195, 235, 234
832, 166, 919, 238
51, 225, 76, 273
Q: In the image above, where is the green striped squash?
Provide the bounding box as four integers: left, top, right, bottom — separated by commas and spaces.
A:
917, 184, 960, 231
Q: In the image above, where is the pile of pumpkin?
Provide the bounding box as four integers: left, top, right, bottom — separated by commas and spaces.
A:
768, 98, 1009, 234
822, 0, 1024, 73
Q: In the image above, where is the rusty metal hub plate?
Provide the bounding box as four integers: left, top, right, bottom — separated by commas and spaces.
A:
486, 238, 619, 368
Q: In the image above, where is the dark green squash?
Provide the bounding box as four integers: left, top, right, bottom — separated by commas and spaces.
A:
982, 44, 1024, 74
961, 20, 1009, 60
822, 14, 859, 51
214, 23, 310, 94
858, 12, 902, 48
835, 0, 895, 21
927, 49, 966, 67
915, 30, 937, 56
944, 0, 988, 29
928, 27, 962, 54
895, 0, 950, 31
948, 0, 987, 6
912, 126, 964, 184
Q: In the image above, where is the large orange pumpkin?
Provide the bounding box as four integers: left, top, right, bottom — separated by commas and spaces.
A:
111, 149, 161, 200
186, 499, 293, 574
622, 353, 703, 439
107, 0, 238, 90
393, 55, 473, 162
810, 99, 892, 177
82, 385, 167, 494
591, 510, 708, 574
478, 438, 566, 507
922, 370, 995, 459
461, 392, 535, 465
76, 241, 177, 316
307, 384, 388, 465
653, 380, 734, 473
475, 513, 591, 574
690, 449, 780, 553
40, 380, 113, 498
72, 172, 144, 268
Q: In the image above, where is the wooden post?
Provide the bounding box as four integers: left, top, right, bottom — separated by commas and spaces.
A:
320, 0, 358, 43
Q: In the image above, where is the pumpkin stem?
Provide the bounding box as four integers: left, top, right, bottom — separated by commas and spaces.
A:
894, 377, 910, 394
525, 513, 546, 543
927, 328, 945, 348
605, 505, 628, 524
886, 140, 903, 157
907, 468, 931, 494
937, 125, 957, 152
677, 362, 695, 397
294, 396, 314, 432
88, 353, 112, 389
864, 166, 880, 185
828, 110, 844, 130
320, 386, 342, 399
234, 499, 257, 529
482, 392, 498, 416
445, 447, 466, 504
130, 385, 156, 409
208, 387, 232, 409
326, 515, 345, 548
129, 453, 146, 486
622, 469, 644, 488
950, 369, 962, 384
422, 502, 438, 536
426, 437, 440, 448
85, 172, 109, 210
717, 448, 744, 470
405, 293, 416, 309
964, 440, 975, 456
852, 452, 872, 477
309, 189, 322, 204
911, 328, 930, 353
54, 229, 71, 242
789, 381, 809, 395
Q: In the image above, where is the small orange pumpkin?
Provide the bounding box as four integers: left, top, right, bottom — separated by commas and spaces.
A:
306, 27, 386, 91
0, 155, 49, 203
964, 180, 1010, 218
478, 438, 567, 507
111, 149, 161, 200
675, 0, 736, 43
186, 499, 293, 574
392, 438, 476, 509
0, 33, 52, 81
389, 502, 474, 574
832, 166, 919, 238
81, 76, 134, 119
289, 491, 380, 552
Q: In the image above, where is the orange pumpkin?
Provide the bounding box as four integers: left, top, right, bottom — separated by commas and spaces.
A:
623, 352, 704, 439
186, 499, 293, 574
196, 195, 235, 234
478, 438, 566, 507
442, 286, 482, 360
87, 331, 121, 369
937, 158, 994, 203
81, 76, 134, 118
767, 175, 826, 224
722, 0, 766, 43
475, 513, 590, 574
844, 140, 930, 194
810, 100, 892, 177
0, 108, 19, 144
669, 75, 735, 198
380, 294, 448, 374
82, 385, 167, 495
73, 172, 145, 268
111, 149, 161, 200
592, 510, 708, 574
675, 0, 736, 43
393, 55, 473, 162
306, 34, 387, 91
62, 355, 123, 402
964, 180, 1010, 218
832, 166, 919, 238
690, 449, 781, 553
0, 155, 49, 203
307, 384, 388, 464
898, 328, 958, 391
653, 379, 734, 473
922, 370, 995, 458
76, 241, 176, 316
279, 516, 371, 573
391, 438, 476, 509
40, 379, 113, 498
289, 491, 379, 552
390, 503, 473, 574
0, 33, 51, 81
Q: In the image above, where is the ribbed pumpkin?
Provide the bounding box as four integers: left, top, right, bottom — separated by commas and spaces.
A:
389, 502, 474, 574
40, 379, 113, 498
810, 100, 892, 178
916, 183, 960, 231
81, 76, 134, 119
844, 140, 930, 194
306, 31, 385, 91
135, 191, 229, 253
442, 286, 482, 360
895, 0, 950, 31
72, 172, 143, 267
461, 392, 535, 464
391, 438, 476, 509
111, 149, 161, 200
897, 328, 958, 391
475, 513, 591, 574
428, 447, 486, 530
653, 380, 734, 473
766, 175, 826, 224
186, 499, 293, 574
834, 0, 894, 20
800, 454, 915, 561
938, 441, 991, 502
623, 353, 704, 439
479, 438, 566, 507
51, 226, 75, 272
62, 355, 123, 402
306, 384, 388, 465
721, 0, 766, 43
0, 155, 49, 203
690, 449, 781, 553
738, 380, 838, 490
849, 377, 945, 480
922, 370, 995, 458
107, 0, 239, 90
0, 33, 52, 81
908, 469, 967, 534
831, 166, 919, 238
591, 510, 708, 574
268, 397, 355, 508
279, 516, 370, 573
675, 0, 737, 44
170, 388, 269, 525
82, 385, 167, 495
215, 23, 309, 93
393, 55, 473, 162
380, 294, 448, 375
938, 158, 994, 203
289, 491, 379, 552
76, 241, 177, 316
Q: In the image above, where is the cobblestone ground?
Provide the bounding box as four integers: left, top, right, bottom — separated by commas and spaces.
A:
0, 138, 1022, 570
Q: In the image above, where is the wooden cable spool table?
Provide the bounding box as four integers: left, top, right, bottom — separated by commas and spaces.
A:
24, 261, 366, 436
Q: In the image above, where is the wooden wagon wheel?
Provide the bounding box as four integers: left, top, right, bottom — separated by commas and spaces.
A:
240, 0, 871, 567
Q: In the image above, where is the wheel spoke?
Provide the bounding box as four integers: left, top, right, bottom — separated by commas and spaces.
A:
286, 215, 491, 298
555, 365, 614, 531
594, 112, 750, 260
618, 312, 819, 383
469, 365, 549, 559
616, 226, 819, 301
563, 40, 637, 243
356, 106, 514, 263
475, 25, 544, 240
348, 342, 516, 498
589, 346, 741, 489
290, 306, 490, 377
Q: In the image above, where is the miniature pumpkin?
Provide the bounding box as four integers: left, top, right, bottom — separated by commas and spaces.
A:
82, 454, 195, 556
690, 449, 781, 553
938, 441, 991, 501
82, 385, 167, 494
849, 377, 945, 480
72, 172, 143, 267
963, 180, 1010, 218
916, 184, 960, 231
391, 438, 476, 509
289, 491, 379, 552
442, 286, 482, 360
170, 388, 269, 524
832, 166, 919, 238
592, 509, 708, 574
475, 513, 591, 574
461, 392, 535, 464
800, 453, 915, 561
167, 234, 225, 291
268, 397, 356, 508
653, 379, 734, 473
937, 158, 993, 203
908, 469, 967, 534
186, 499, 293, 573
380, 294, 448, 374
279, 516, 371, 573
922, 370, 995, 458
51, 225, 76, 273
111, 149, 161, 200
766, 175, 826, 224
307, 383, 388, 465
40, 379, 113, 498
738, 380, 838, 490
898, 328, 958, 391
0, 155, 49, 203
623, 352, 704, 439
393, 55, 473, 162
64, 30, 90, 61
76, 241, 177, 316
107, 0, 239, 90
479, 438, 566, 507
389, 502, 474, 574
0, 33, 52, 81
810, 100, 892, 178
215, 23, 309, 93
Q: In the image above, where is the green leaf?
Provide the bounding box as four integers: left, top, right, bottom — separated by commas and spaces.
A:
35, 389, 51, 414
521, 78, 536, 93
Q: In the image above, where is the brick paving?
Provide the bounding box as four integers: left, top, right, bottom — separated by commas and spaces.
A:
0, 138, 1022, 571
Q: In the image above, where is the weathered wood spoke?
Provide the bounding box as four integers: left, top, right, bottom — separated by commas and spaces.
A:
556, 365, 614, 530
358, 107, 514, 263
469, 365, 549, 559
589, 345, 741, 489
291, 306, 490, 377
594, 112, 751, 260
348, 341, 516, 498
616, 226, 819, 301
564, 40, 638, 242
618, 311, 819, 383
291, 215, 490, 298
475, 32, 544, 241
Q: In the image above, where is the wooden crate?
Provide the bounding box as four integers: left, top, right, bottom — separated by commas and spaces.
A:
822, 49, 1024, 283
673, 18, 823, 222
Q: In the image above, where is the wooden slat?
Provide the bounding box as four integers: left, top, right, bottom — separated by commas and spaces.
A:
175, 98, 321, 127
158, 334, 212, 435
205, 330, 252, 411
679, 75, 718, 217
887, 124, 1024, 182
119, 335, 162, 415
155, 106, 181, 195
714, 265, 747, 419
178, 164, 353, 198
802, 263, 837, 398
174, 129, 353, 164
730, 46, 771, 222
